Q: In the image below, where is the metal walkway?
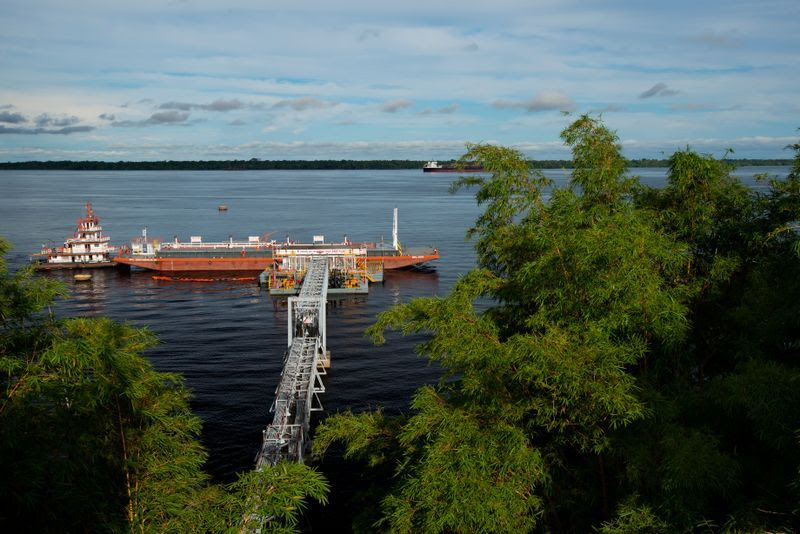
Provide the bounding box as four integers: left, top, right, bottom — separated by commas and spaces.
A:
256, 256, 329, 467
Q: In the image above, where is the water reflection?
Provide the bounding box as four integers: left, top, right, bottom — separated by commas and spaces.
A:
383, 267, 439, 289
42, 268, 117, 315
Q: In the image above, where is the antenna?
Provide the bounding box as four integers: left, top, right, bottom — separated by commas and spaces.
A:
392, 207, 398, 250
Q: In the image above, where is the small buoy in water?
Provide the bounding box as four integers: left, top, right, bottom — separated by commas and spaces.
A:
74, 273, 92, 281
218, 204, 228, 211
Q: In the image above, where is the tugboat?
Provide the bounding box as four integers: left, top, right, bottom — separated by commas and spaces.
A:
31, 202, 118, 269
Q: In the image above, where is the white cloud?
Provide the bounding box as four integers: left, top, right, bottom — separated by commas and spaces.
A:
158, 98, 246, 111
693, 29, 743, 48
111, 111, 191, 127
272, 97, 337, 111
587, 104, 626, 114
381, 99, 413, 113
418, 103, 459, 116
0, 124, 93, 135
0, 111, 26, 124
493, 91, 576, 112
34, 113, 80, 127
358, 29, 380, 42
623, 135, 798, 152
0, 0, 796, 159
638, 83, 679, 99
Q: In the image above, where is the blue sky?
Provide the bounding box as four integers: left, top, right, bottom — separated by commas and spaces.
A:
0, 0, 798, 161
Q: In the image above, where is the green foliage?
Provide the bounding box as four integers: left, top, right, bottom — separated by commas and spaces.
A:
0, 312, 218, 531
560, 114, 633, 205
636, 148, 753, 271
598, 498, 669, 534
382, 387, 545, 533
228, 462, 329, 534
710, 360, 800, 450
313, 408, 404, 467
0, 239, 66, 325
664, 149, 738, 239
658, 425, 740, 512
0, 238, 328, 532
452, 144, 551, 275
761, 139, 800, 256
316, 387, 546, 533
316, 119, 800, 532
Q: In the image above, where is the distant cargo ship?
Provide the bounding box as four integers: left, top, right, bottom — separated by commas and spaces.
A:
114, 209, 439, 274
31, 202, 118, 269
423, 161, 484, 173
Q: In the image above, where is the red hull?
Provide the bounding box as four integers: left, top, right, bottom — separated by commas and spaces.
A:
114, 256, 272, 273
114, 252, 439, 272
381, 253, 440, 269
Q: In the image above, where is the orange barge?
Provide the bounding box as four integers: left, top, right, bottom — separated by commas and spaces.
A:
114, 209, 439, 274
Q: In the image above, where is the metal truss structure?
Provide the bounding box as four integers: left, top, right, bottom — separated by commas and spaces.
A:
256, 257, 329, 467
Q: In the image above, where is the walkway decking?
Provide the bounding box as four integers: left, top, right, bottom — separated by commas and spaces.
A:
256, 256, 329, 466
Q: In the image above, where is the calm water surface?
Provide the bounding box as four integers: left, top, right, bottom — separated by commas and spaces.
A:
0, 166, 788, 526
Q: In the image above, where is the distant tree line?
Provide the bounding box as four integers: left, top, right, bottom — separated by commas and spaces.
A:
0, 159, 429, 171
0, 158, 792, 171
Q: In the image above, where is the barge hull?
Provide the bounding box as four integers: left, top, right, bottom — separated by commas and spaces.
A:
114, 253, 438, 272
34, 261, 118, 270
114, 256, 272, 273
381, 254, 440, 269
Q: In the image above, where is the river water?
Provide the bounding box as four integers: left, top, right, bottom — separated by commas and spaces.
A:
0, 166, 789, 526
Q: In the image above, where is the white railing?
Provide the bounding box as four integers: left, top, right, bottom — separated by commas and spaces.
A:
256, 257, 328, 467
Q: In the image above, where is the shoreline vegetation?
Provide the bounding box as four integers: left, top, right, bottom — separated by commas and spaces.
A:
0, 157, 792, 171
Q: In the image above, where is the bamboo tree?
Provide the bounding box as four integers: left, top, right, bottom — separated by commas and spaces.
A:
315, 118, 800, 532
0, 239, 328, 532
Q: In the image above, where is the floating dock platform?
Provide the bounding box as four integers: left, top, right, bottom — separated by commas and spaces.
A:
258, 248, 382, 295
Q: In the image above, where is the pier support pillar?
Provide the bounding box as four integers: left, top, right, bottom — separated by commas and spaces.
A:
317, 350, 331, 370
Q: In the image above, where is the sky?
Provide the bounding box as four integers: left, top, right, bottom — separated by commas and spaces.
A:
0, 0, 798, 161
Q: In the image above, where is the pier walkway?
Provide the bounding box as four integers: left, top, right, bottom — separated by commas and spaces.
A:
256, 256, 330, 467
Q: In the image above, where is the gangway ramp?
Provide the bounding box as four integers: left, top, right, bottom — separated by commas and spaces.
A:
256, 256, 329, 467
